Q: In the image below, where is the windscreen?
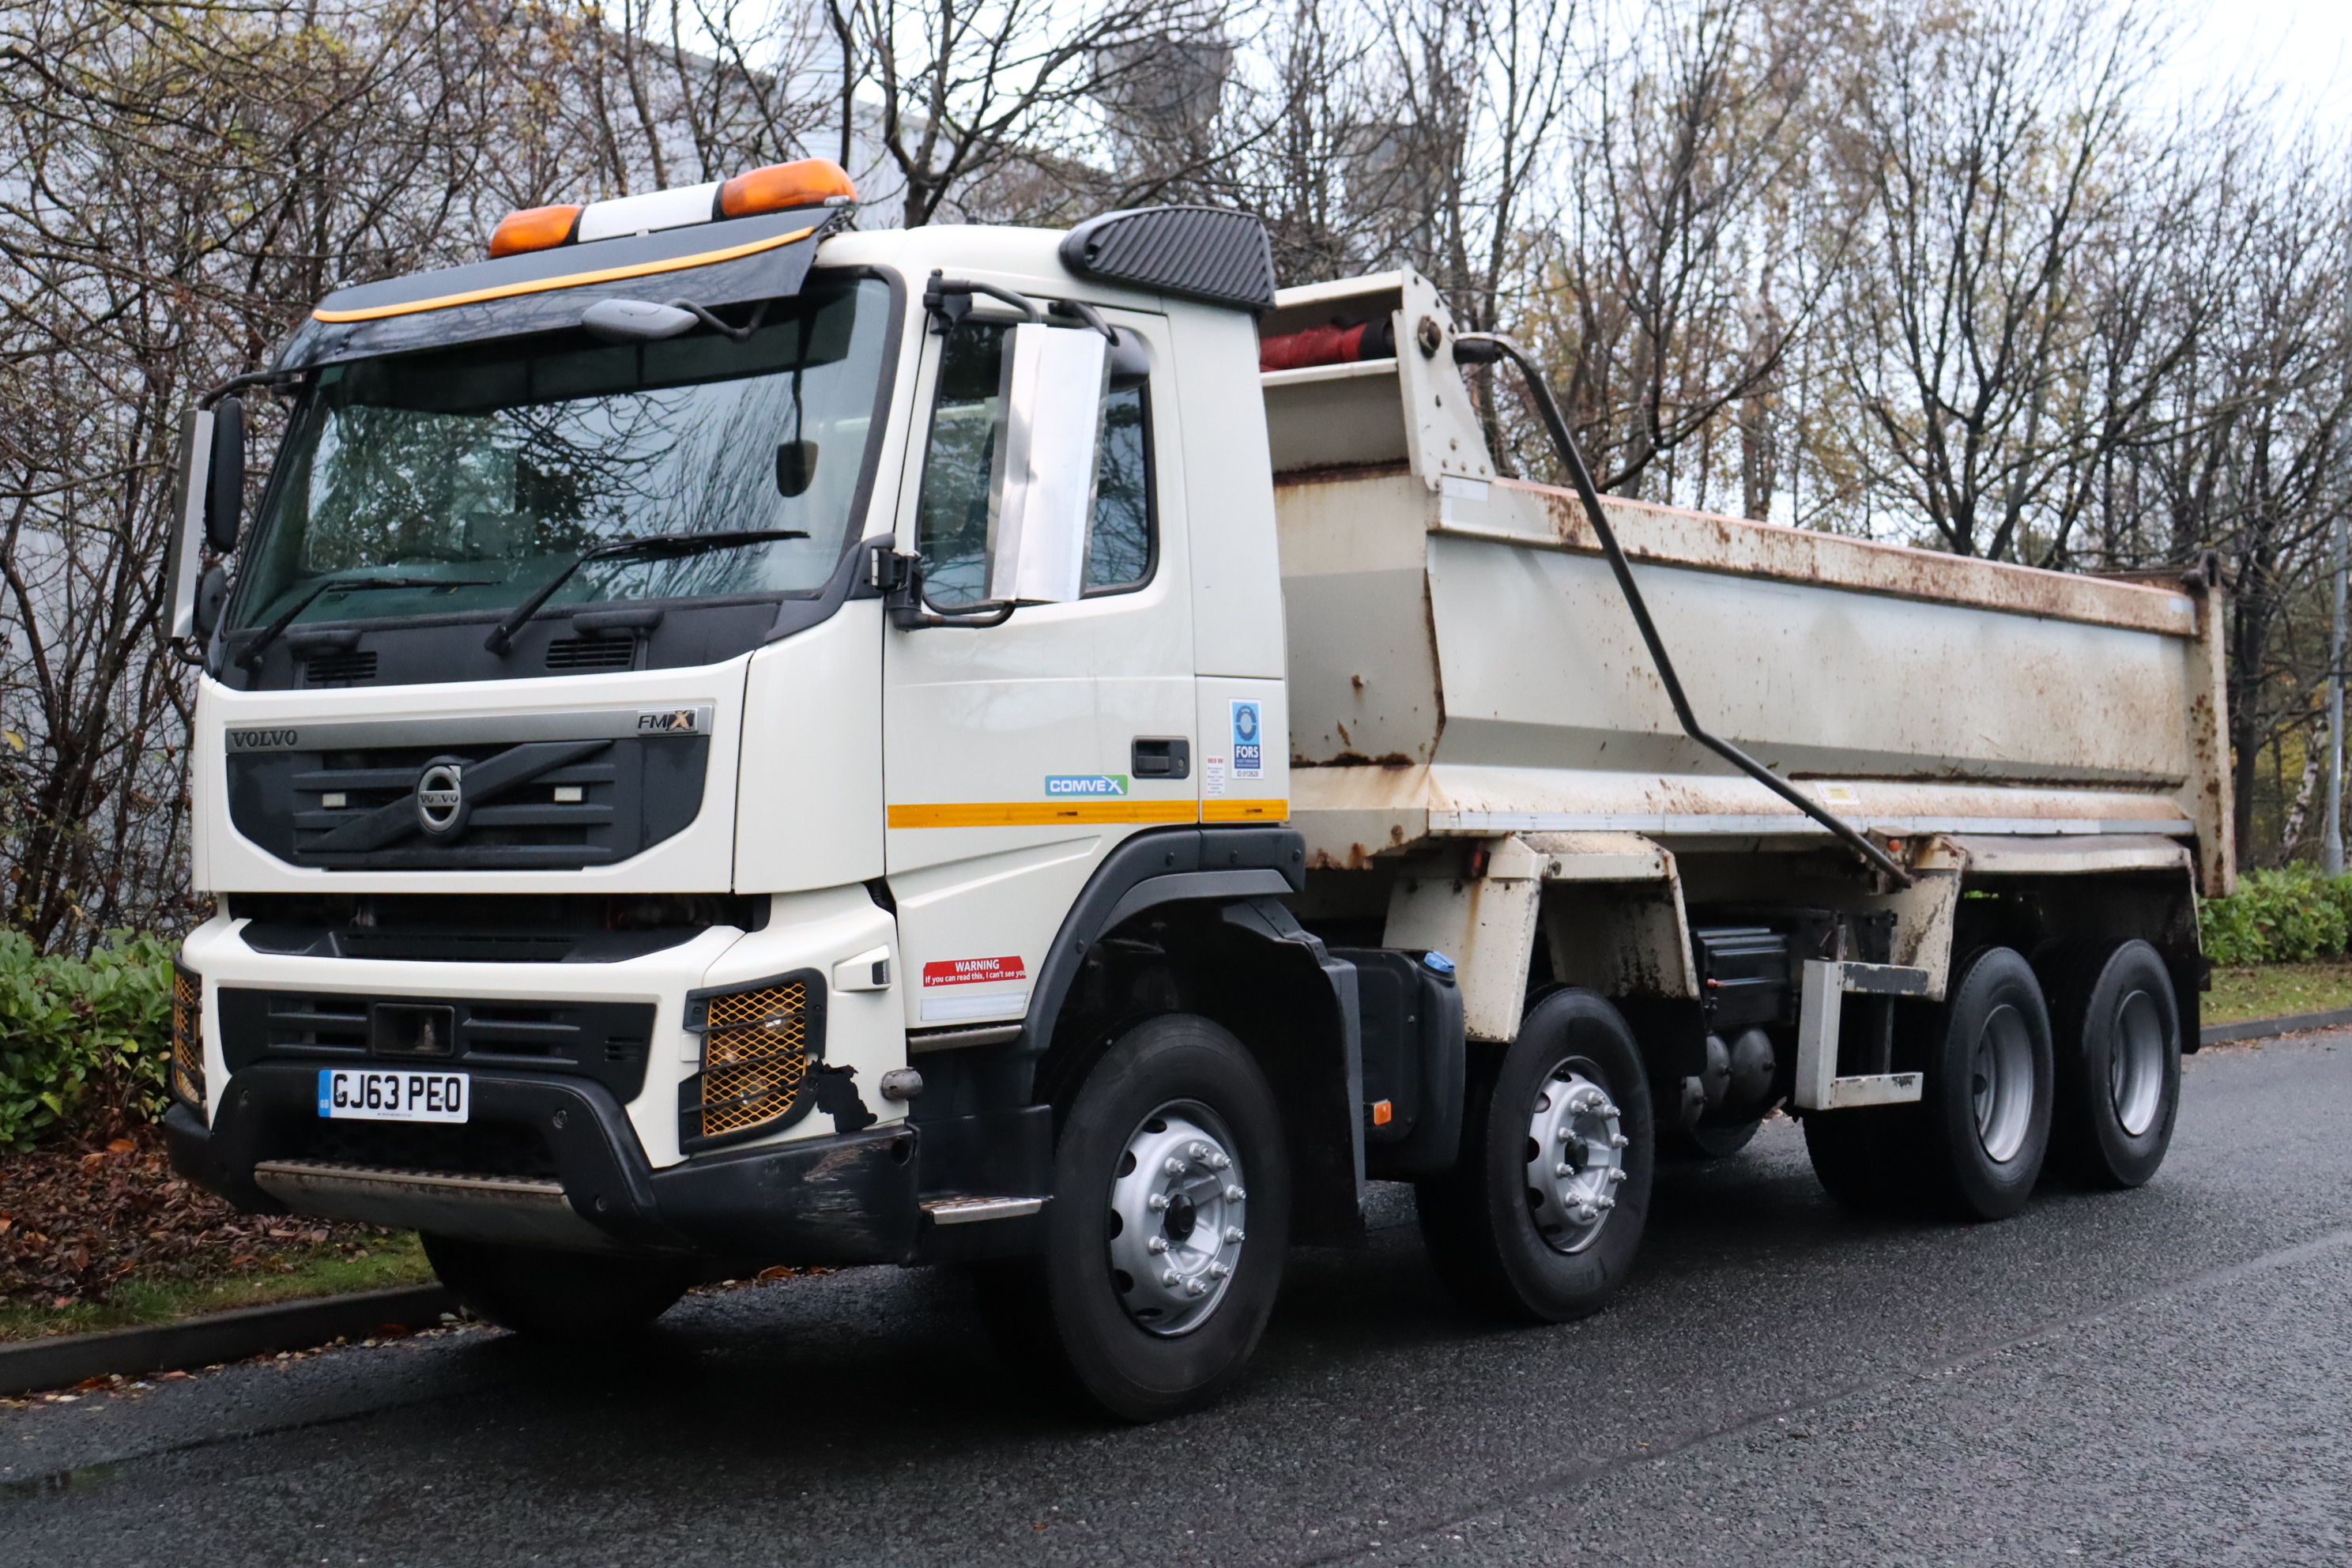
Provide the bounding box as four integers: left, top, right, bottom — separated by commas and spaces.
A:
230, 276, 891, 631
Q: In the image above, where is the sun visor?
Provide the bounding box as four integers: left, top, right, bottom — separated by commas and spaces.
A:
275, 207, 841, 371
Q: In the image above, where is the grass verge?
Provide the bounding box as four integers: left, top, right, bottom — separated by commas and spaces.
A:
0, 1234, 434, 1344
2203, 958, 2352, 1027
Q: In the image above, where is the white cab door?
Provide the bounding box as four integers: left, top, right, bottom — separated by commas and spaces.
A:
882, 303, 1194, 1032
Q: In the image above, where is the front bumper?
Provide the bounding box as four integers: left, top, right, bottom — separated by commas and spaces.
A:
167, 1064, 1050, 1267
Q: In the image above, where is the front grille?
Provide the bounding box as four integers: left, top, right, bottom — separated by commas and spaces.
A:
545, 637, 636, 671
216, 987, 655, 1101
303, 650, 378, 685
225, 733, 708, 872
171, 963, 204, 1105
680, 971, 827, 1148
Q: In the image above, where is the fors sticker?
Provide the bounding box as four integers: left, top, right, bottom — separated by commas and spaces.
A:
1231, 700, 1263, 779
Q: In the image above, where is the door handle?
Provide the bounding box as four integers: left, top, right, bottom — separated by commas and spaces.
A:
1132, 737, 1191, 779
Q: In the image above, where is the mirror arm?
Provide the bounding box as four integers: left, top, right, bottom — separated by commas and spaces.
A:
1048, 298, 1120, 345
924, 272, 1044, 334
663, 296, 771, 344
872, 545, 1016, 629
199, 368, 293, 409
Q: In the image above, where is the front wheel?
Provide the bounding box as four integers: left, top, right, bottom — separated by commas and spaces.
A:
1001, 1013, 1291, 1422
1416, 988, 1655, 1321
421, 1234, 695, 1343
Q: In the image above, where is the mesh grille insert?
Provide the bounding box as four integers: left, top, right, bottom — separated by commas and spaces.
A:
697, 982, 812, 1138
171, 965, 203, 1103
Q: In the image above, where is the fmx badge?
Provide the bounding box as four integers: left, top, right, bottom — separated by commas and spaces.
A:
635, 709, 701, 734
1231, 700, 1264, 779
1045, 774, 1129, 797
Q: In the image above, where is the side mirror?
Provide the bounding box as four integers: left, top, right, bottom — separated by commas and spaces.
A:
986, 322, 1107, 605
205, 395, 245, 554
776, 439, 818, 498
162, 406, 214, 646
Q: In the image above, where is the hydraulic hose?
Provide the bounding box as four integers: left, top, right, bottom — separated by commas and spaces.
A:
1452, 332, 1911, 888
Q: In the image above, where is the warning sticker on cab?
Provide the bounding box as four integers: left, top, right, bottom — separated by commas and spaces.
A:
922, 956, 1028, 987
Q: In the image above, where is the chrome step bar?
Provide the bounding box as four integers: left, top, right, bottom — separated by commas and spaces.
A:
253, 1159, 624, 1251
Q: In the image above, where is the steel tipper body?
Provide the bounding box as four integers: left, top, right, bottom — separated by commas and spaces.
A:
157, 176, 2228, 1420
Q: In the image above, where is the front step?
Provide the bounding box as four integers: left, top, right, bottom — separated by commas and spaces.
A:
1794, 959, 1933, 1110
920, 1195, 1049, 1226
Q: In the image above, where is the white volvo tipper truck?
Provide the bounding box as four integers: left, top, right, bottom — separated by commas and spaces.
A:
159, 158, 2233, 1419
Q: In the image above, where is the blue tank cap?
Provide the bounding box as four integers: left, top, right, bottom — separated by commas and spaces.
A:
1421, 950, 1457, 976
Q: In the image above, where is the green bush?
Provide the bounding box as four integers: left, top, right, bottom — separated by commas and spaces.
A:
2199, 866, 2352, 967
0, 929, 175, 1150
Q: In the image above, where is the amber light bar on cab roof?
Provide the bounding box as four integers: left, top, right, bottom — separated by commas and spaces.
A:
488, 158, 858, 259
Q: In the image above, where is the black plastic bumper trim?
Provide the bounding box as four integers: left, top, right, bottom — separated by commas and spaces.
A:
166, 1064, 926, 1266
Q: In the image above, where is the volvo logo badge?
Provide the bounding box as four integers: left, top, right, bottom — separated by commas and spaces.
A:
414, 760, 468, 838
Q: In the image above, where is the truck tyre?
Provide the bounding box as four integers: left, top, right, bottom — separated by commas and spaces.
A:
1913, 946, 2055, 1220
1803, 1106, 1906, 1212
421, 1234, 695, 1344
1415, 988, 1654, 1322
1005, 1013, 1291, 1422
2037, 938, 2180, 1189
1664, 1119, 1762, 1161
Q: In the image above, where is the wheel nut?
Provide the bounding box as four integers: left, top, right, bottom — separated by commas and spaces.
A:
1554, 1163, 1574, 1178
1162, 1270, 1180, 1287
1609, 1133, 1629, 1149
1164, 1157, 1188, 1175
1146, 1236, 1169, 1254
1224, 1185, 1246, 1202
1224, 1227, 1246, 1244
1208, 1152, 1231, 1170
1558, 1127, 1577, 1142
1607, 1167, 1627, 1183
1576, 1203, 1596, 1221
1208, 1262, 1232, 1280
1148, 1193, 1170, 1212
1185, 1277, 1208, 1297
1596, 1196, 1616, 1211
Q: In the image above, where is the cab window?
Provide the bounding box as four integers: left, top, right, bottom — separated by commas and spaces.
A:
912, 320, 1152, 606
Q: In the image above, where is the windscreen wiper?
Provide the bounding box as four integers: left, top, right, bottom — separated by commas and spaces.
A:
483, 529, 808, 654
235, 575, 496, 671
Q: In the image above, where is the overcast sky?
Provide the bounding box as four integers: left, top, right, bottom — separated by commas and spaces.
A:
2173, 0, 2352, 122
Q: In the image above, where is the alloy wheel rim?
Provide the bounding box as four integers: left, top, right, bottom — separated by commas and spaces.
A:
1523, 1062, 1627, 1254
1969, 1003, 2035, 1163
1106, 1102, 1246, 1336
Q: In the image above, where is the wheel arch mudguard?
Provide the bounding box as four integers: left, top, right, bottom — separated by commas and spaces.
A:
1016, 826, 1366, 1244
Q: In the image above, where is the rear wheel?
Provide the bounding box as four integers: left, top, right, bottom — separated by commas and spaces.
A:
989, 1012, 1291, 1422
421, 1234, 695, 1343
1913, 946, 2054, 1219
1416, 989, 1654, 1321
1664, 1119, 1762, 1161
1803, 1106, 1906, 1212
2037, 938, 2181, 1188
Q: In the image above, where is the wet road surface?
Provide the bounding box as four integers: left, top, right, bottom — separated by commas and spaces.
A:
5, 1032, 2347, 1566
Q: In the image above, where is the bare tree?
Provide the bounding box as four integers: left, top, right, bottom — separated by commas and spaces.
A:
824, 0, 1232, 225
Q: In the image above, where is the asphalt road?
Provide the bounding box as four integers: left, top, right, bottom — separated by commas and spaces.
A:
6, 1032, 2349, 1567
